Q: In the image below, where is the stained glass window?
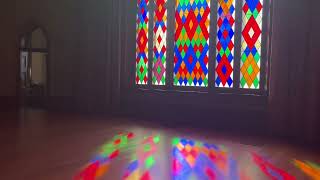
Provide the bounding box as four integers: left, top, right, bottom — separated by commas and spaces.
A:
216, 0, 235, 88
134, 0, 269, 93
240, 0, 263, 89
152, 0, 167, 86
136, 0, 149, 85
174, 0, 210, 87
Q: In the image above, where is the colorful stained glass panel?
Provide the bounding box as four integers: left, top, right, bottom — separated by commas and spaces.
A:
136, 0, 149, 85
153, 0, 167, 85
174, 0, 210, 87
216, 0, 235, 88
240, 0, 263, 89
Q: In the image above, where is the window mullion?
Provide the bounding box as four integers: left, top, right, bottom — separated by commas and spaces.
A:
234, 0, 243, 90
148, 1, 155, 87
209, 0, 217, 93
260, 0, 271, 93
167, 0, 175, 89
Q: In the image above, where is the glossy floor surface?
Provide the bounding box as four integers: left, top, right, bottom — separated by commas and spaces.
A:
0, 109, 319, 180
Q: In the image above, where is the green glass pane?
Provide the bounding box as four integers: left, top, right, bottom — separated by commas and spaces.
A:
247, 65, 254, 75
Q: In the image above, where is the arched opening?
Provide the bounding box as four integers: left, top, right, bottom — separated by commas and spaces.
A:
19, 27, 48, 108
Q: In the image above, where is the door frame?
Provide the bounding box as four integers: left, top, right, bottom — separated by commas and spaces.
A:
17, 23, 50, 108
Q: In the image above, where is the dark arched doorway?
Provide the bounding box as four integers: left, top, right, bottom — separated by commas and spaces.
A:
19, 27, 48, 108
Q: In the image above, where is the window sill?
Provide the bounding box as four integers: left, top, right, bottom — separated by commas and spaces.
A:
123, 87, 268, 112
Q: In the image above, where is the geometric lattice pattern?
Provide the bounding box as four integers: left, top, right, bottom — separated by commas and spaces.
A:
172, 137, 239, 179
153, 0, 167, 85
216, 0, 235, 88
136, 0, 149, 85
240, 0, 263, 89
174, 0, 210, 87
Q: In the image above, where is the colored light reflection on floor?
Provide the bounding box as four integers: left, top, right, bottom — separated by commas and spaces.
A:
73, 133, 320, 180
74, 132, 135, 180
172, 137, 239, 180
251, 153, 296, 180
123, 135, 160, 180
293, 159, 320, 179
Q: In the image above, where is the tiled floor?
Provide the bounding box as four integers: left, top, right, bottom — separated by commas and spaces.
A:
0, 109, 319, 180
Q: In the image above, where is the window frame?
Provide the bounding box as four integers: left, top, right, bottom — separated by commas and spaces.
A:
134, 0, 272, 97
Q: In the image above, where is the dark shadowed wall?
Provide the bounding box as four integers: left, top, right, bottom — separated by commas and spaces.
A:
0, 0, 318, 145
15, 0, 116, 112
269, 0, 320, 145
0, 1, 18, 110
